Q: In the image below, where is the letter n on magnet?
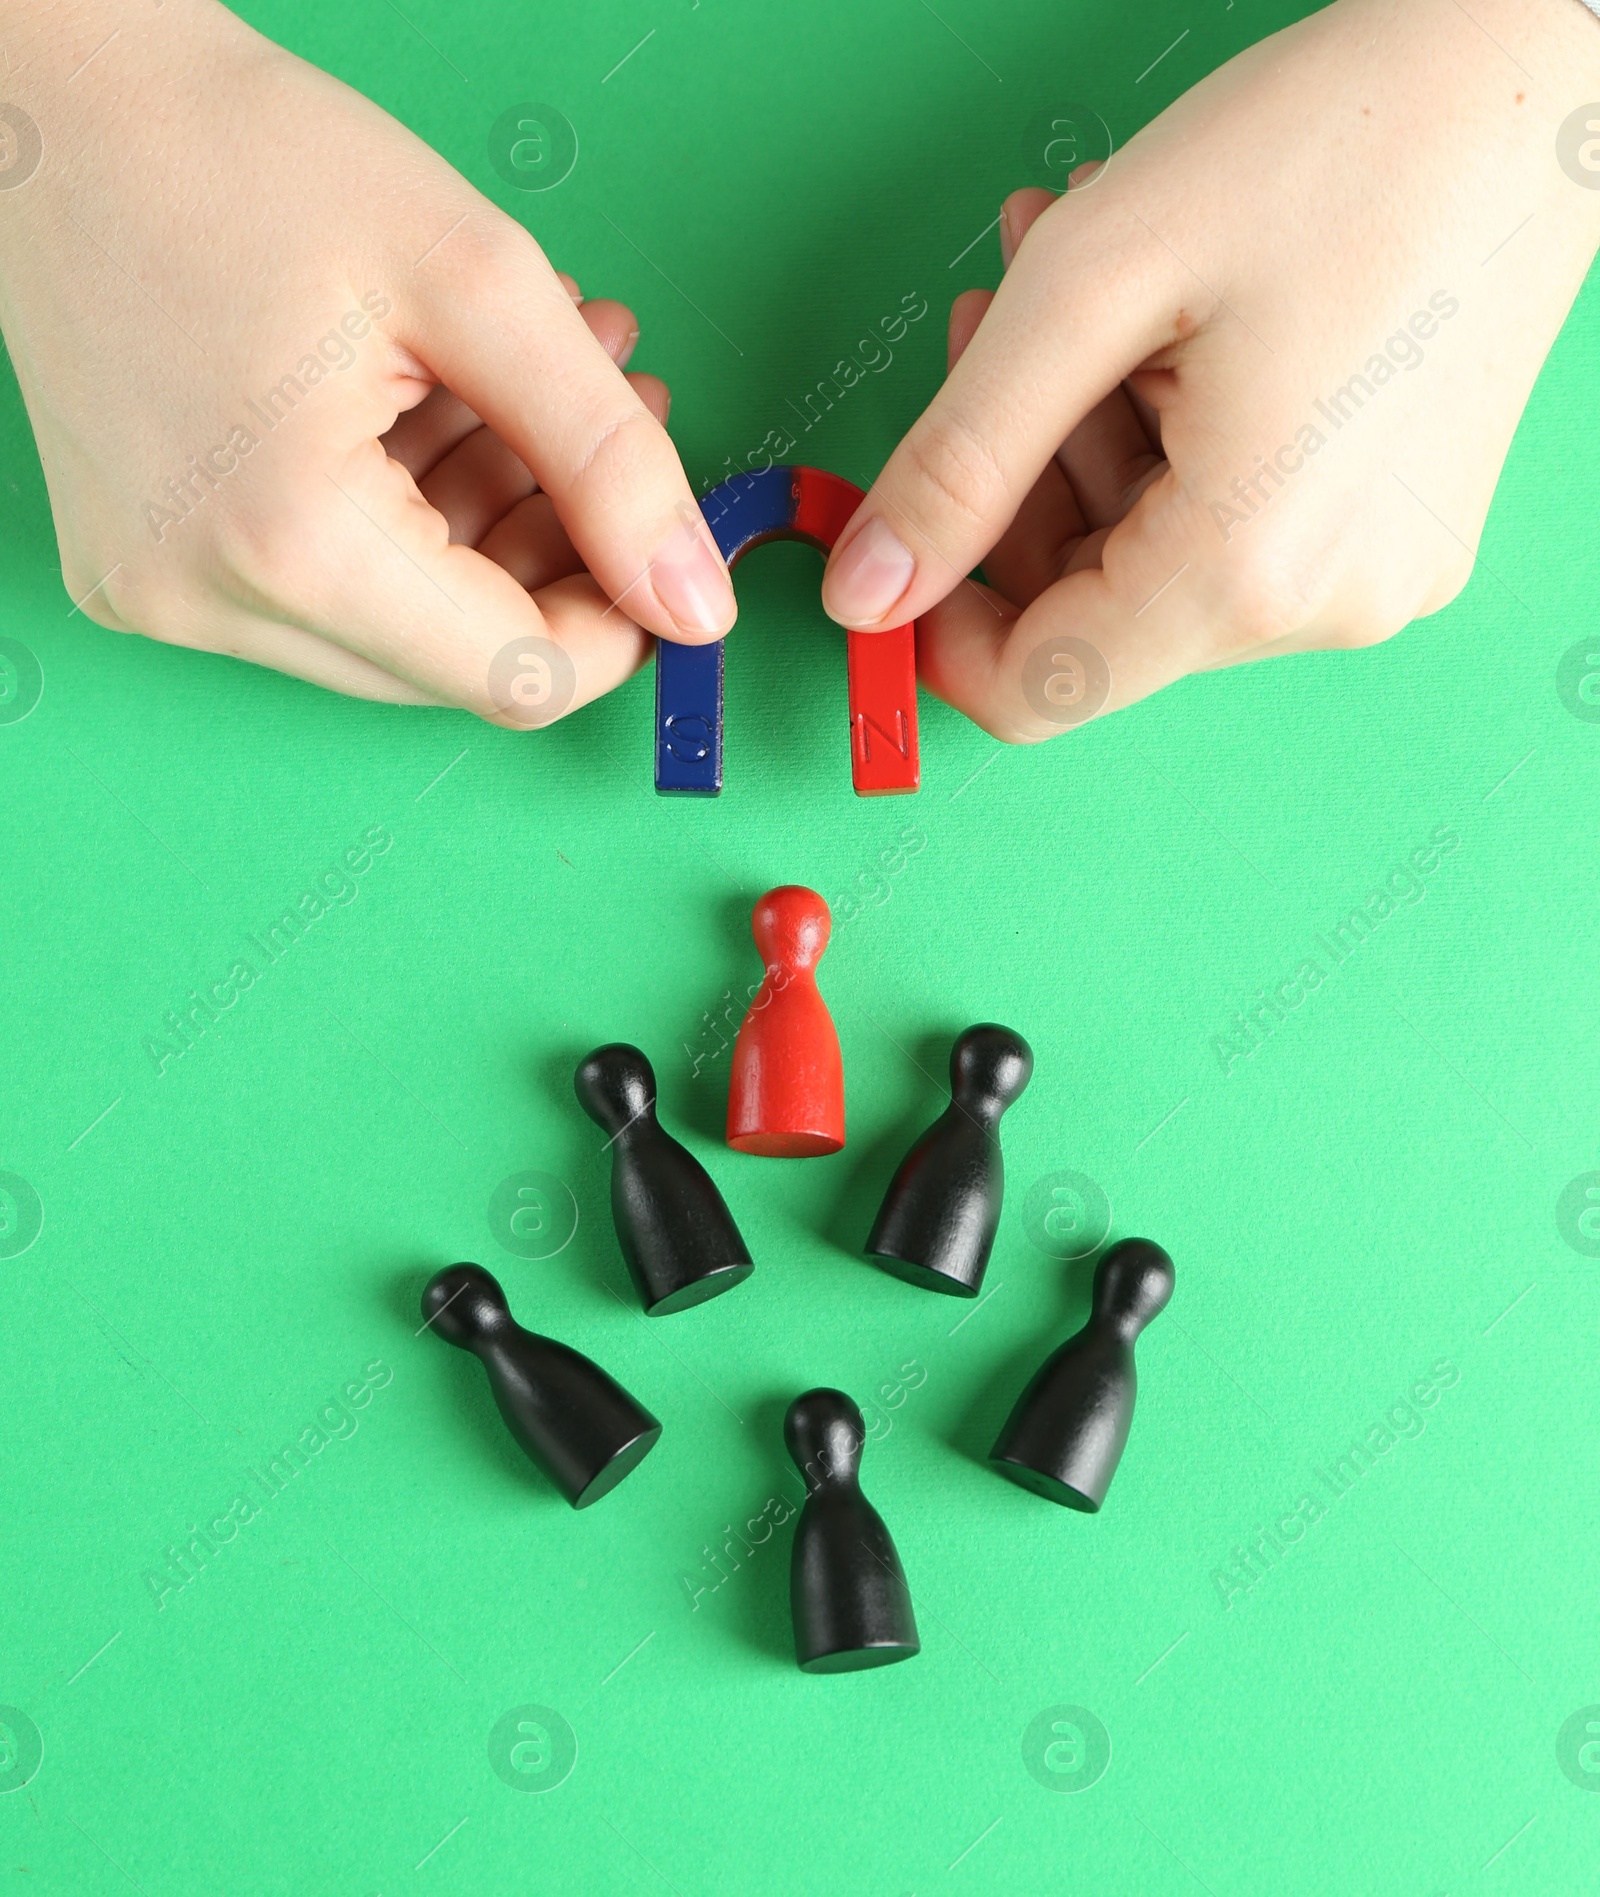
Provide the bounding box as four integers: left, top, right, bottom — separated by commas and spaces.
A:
847, 625, 919, 795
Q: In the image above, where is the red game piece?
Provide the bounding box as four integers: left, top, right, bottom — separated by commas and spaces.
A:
726, 886, 845, 1158
793, 468, 920, 797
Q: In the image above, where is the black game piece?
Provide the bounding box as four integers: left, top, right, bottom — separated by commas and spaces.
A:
864, 1023, 1033, 1297
421, 1263, 661, 1508
988, 1238, 1174, 1511
575, 1043, 753, 1315
784, 1387, 920, 1673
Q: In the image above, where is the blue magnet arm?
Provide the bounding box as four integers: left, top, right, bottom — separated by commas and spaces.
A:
656, 636, 723, 794
700, 463, 799, 563
654, 466, 799, 796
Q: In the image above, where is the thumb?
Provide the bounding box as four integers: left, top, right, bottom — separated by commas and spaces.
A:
821, 192, 1182, 631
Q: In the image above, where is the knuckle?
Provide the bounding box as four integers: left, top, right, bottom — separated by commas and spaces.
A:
441, 207, 544, 284
77, 558, 184, 640
480, 697, 571, 732
1324, 613, 1404, 652
1417, 551, 1475, 620
898, 411, 1012, 538
1311, 551, 1470, 653
396, 650, 498, 721
1204, 530, 1325, 653
60, 558, 125, 629
219, 501, 338, 617
486, 209, 550, 273
448, 683, 504, 722
991, 714, 1053, 746
96, 564, 155, 631
570, 403, 663, 495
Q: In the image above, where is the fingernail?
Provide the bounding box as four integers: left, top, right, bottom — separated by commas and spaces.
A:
651, 519, 736, 636
823, 517, 915, 626
1000, 201, 1022, 269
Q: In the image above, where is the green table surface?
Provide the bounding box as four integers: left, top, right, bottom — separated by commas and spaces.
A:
4, 0, 1600, 1890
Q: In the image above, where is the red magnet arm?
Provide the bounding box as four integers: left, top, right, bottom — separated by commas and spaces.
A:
794, 468, 921, 797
